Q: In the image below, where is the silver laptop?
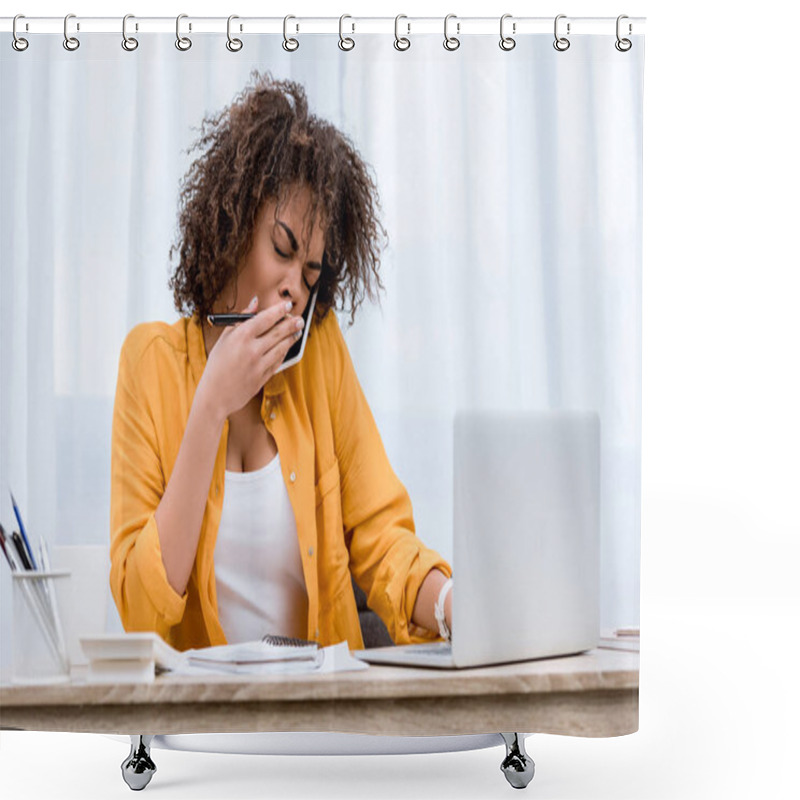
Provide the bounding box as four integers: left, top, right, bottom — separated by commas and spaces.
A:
353, 409, 600, 669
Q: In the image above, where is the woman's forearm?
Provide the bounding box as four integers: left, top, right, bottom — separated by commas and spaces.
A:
154, 387, 226, 598
411, 567, 453, 635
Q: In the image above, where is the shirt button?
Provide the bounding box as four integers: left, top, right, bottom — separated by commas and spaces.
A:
290, 471, 296, 482
308, 546, 314, 557
269, 411, 276, 420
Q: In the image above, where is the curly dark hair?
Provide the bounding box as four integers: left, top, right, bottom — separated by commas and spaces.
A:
168, 70, 388, 328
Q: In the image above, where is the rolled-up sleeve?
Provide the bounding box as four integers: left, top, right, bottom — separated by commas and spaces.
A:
109, 332, 188, 637
326, 315, 453, 645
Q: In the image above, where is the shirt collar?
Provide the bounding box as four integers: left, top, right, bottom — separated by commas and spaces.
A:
186, 312, 286, 401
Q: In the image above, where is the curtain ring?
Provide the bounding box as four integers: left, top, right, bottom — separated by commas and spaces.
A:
283, 15, 299, 51
338, 14, 355, 51
226, 15, 243, 52
176, 14, 192, 50
63, 13, 80, 51
122, 14, 139, 51
615, 15, 632, 52
499, 14, 516, 51
394, 14, 410, 51
443, 13, 460, 51
553, 14, 570, 51
12, 14, 29, 52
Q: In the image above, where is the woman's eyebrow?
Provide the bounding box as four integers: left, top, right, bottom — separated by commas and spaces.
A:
276, 220, 322, 270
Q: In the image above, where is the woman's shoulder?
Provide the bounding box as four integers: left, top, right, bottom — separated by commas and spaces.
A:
120, 317, 191, 369
307, 307, 349, 370
313, 305, 343, 340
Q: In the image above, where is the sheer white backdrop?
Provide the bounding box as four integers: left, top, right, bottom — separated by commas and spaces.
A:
0, 31, 643, 674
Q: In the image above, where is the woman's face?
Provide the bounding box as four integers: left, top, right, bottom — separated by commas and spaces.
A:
221, 185, 325, 315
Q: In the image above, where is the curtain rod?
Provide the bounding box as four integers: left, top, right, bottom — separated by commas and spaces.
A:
1, 16, 646, 37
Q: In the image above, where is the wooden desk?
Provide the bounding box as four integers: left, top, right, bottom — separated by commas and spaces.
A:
0, 647, 638, 738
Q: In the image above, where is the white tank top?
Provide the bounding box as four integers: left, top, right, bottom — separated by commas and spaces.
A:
213, 452, 309, 644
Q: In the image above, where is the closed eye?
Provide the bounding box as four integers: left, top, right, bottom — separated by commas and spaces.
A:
275, 242, 318, 290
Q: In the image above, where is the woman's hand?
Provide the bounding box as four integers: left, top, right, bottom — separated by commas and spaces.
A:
198, 296, 304, 419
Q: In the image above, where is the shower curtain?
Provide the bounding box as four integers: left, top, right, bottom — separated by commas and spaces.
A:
0, 15, 644, 749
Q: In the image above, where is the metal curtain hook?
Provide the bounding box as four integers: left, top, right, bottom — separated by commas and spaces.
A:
339, 14, 355, 51
122, 14, 139, 51
63, 13, 80, 51
12, 14, 29, 51
227, 15, 243, 51
176, 14, 192, 50
394, 14, 410, 51
553, 14, 570, 51
615, 14, 632, 51
443, 13, 460, 51
283, 15, 299, 51
499, 13, 516, 51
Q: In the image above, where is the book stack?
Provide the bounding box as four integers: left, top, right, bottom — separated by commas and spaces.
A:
79, 634, 167, 683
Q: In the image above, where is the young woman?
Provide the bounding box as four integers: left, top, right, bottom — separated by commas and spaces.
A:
109, 71, 453, 652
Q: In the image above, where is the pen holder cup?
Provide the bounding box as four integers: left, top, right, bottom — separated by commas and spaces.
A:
11, 570, 72, 684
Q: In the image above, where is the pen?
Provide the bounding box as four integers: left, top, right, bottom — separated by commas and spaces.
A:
9, 489, 38, 570
11, 530, 33, 570
206, 312, 257, 326
0, 523, 19, 572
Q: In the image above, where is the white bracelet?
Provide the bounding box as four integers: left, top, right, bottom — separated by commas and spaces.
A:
434, 578, 453, 642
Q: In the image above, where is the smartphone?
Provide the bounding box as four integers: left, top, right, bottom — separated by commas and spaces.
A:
206, 284, 319, 373
275, 284, 319, 373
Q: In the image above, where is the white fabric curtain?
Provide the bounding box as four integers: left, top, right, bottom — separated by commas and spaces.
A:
0, 32, 643, 673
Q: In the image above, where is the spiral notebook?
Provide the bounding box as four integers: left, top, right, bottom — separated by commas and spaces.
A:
183, 634, 320, 673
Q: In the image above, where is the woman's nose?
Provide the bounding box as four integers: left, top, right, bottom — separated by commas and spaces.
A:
279, 273, 305, 306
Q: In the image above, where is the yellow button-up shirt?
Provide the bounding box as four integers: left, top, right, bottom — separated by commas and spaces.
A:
110, 308, 452, 651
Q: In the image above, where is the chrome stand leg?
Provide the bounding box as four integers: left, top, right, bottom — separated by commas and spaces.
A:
121, 735, 156, 791
499, 732, 535, 789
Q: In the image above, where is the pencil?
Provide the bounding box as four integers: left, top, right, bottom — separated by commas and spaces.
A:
9, 489, 38, 570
